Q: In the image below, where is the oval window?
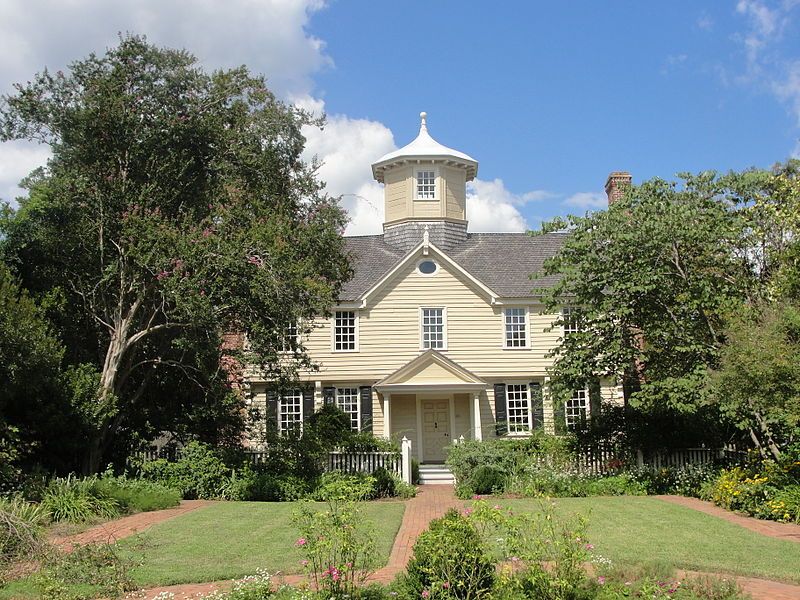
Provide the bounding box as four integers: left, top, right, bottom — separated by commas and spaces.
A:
418, 260, 438, 275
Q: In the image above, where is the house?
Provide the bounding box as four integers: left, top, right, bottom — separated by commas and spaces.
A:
247, 112, 625, 468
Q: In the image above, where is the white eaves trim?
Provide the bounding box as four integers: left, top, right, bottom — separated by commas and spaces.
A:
358, 239, 501, 308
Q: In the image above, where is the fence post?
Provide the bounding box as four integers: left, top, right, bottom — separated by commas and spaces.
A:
401, 436, 412, 484
636, 449, 644, 469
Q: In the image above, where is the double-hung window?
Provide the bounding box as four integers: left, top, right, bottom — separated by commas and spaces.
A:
281, 322, 299, 352
562, 307, 580, 337
565, 389, 588, 429
504, 307, 528, 348
335, 387, 360, 431
278, 390, 303, 435
415, 169, 436, 200
333, 310, 358, 351
421, 307, 446, 350
506, 384, 532, 433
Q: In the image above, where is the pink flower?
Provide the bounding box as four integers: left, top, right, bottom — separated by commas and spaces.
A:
463, 508, 473, 516
421, 591, 430, 598
202, 227, 213, 237
472, 494, 483, 500
493, 505, 501, 510
584, 543, 594, 550
443, 582, 450, 589
597, 576, 606, 585
300, 560, 308, 566
156, 270, 170, 280
510, 556, 519, 563
295, 537, 307, 547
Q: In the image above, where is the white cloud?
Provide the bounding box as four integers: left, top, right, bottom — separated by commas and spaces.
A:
696, 12, 714, 30
465, 178, 551, 232
563, 191, 607, 211
0, 141, 51, 204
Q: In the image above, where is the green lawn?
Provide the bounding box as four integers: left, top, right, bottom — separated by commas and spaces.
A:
119, 500, 406, 587
500, 496, 800, 584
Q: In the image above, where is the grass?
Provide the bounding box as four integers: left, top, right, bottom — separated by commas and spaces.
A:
500, 496, 800, 584
118, 500, 406, 587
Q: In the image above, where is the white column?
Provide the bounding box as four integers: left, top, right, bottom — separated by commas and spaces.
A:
473, 392, 483, 441
383, 393, 391, 440
401, 436, 412, 484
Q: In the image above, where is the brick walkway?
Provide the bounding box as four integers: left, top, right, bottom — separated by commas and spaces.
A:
655, 495, 800, 543
52, 500, 214, 551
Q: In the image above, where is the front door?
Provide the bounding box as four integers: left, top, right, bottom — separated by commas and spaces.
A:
422, 399, 450, 463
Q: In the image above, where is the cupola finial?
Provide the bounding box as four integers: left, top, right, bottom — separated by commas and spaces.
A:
423, 223, 430, 254
419, 111, 428, 133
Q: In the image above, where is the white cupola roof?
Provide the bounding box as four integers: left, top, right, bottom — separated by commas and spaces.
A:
372, 112, 478, 183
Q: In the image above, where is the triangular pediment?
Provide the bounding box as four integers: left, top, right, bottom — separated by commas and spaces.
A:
375, 350, 487, 392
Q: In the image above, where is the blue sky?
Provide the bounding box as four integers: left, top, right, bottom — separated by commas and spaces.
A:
1, 1, 799, 234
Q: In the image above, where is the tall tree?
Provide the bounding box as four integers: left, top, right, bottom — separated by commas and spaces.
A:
0, 36, 351, 472
535, 172, 756, 412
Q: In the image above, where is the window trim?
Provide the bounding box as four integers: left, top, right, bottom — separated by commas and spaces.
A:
280, 321, 300, 353
414, 167, 439, 201
278, 389, 304, 436
334, 386, 361, 431
331, 309, 360, 353
505, 381, 534, 436
419, 306, 448, 351
562, 306, 580, 337
502, 307, 530, 349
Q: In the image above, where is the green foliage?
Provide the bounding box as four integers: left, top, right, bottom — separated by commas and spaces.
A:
90, 473, 180, 512
626, 464, 720, 497
509, 469, 647, 499
41, 476, 119, 523
468, 465, 507, 496
0, 496, 48, 570
0, 35, 351, 472
34, 542, 136, 599
137, 441, 233, 500
311, 472, 376, 502
709, 302, 800, 460
401, 508, 495, 600
293, 501, 378, 597
701, 455, 800, 523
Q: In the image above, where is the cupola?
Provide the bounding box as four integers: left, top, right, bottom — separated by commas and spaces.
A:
372, 112, 478, 251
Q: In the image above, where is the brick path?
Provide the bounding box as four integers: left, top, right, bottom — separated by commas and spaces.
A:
655, 495, 800, 543
52, 500, 214, 551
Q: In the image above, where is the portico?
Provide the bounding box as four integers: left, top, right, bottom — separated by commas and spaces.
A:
374, 350, 487, 463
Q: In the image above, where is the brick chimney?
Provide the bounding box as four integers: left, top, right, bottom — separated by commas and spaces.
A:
605, 171, 632, 206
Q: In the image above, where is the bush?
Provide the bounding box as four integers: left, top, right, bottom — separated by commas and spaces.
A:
90, 474, 181, 512
35, 542, 136, 599
468, 465, 507, 496
137, 441, 234, 499
401, 508, 495, 600
509, 467, 646, 498
0, 496, 48, 568
627, 464, 720, 497
41, 476, 119, 523
312, 472, 376, 502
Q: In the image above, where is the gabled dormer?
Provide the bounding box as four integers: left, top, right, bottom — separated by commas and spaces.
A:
372, 112, 478, 251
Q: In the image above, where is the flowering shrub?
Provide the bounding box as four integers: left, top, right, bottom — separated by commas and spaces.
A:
702, 456, 800, 523
401, 508, 495, 600
627, 464, 720, 497
292, 500, 377, 597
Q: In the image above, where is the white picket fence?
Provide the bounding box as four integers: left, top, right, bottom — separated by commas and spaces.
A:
327, 450, 402, 477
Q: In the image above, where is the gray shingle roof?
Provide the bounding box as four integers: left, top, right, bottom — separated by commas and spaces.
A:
340, 232, 566, 301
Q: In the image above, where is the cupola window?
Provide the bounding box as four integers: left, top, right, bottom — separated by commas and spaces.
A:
417, 259, 438, 275
416, 169, 436, 200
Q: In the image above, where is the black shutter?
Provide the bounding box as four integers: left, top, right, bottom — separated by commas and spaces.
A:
553, 393, 567, 435
302, 387, 315, 422
494, 383, 507, 436
266, 389, 278, 433
359, 386, 373, 433
530, 382, 544, 430
323, 386, 336, 406
589, 379, 602, 422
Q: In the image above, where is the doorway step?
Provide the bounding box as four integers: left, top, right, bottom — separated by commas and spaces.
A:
418, 464, 455, 485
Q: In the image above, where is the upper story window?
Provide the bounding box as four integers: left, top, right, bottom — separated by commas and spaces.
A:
562, 307, 580, 337
280, 322, 299, 352
504, 307, 528, 348
421, 307, 446, 350
415, 169, 437, 200
565, 389, 588, 429
278, 390, 303, 435
333, 310, 358, 352
335, 387, 360, 431
506, 384, 532, 434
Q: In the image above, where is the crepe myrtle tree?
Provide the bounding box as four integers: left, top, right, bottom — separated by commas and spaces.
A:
0, 36, 351, 472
